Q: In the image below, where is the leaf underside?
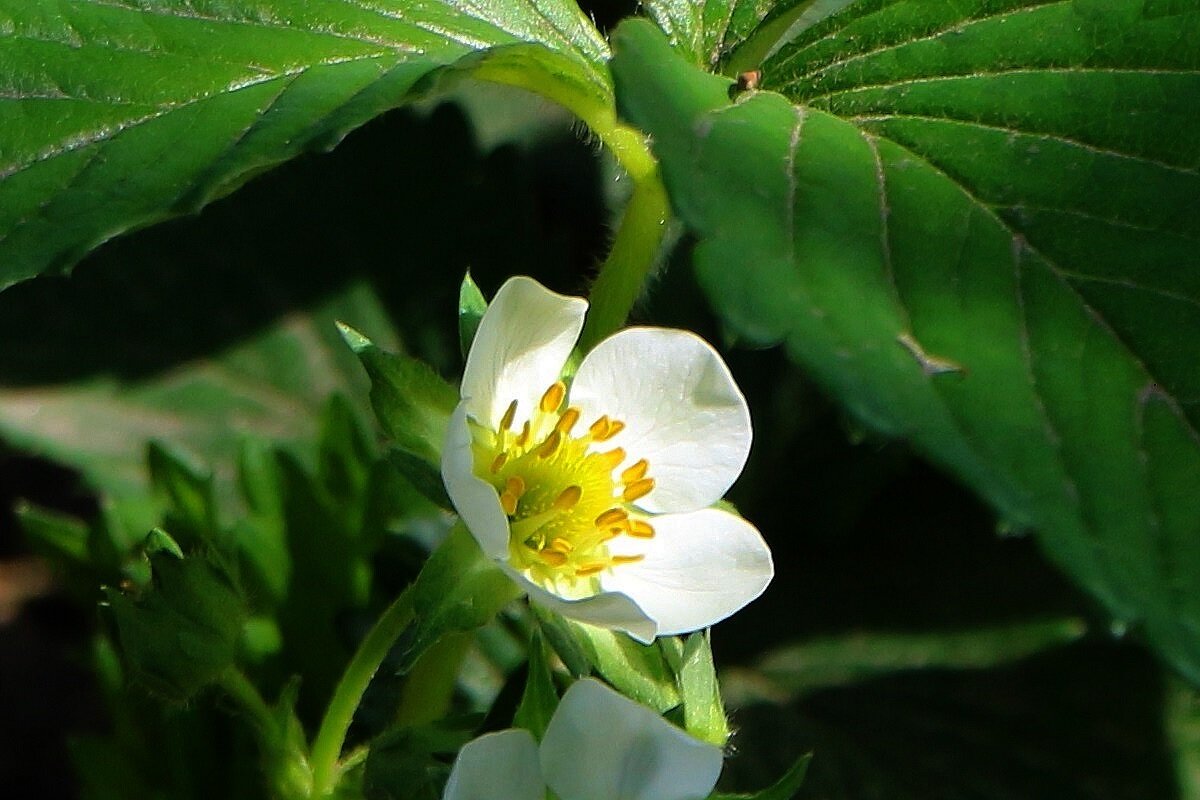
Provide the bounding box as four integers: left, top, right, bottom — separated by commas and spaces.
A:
614, 1, 1200, 681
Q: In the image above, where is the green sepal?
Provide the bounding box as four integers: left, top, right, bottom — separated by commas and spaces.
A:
553, 617, 681, 712
514, 629, 560, 739
458, 271, 488, 360
533, 606, 593, 678
263, 678, 316, 800
106, 532, 246, 703
387, 448, 454, 510
397, 524, 522, 674
337, 322, 458, 465
708, 753, 812, 800
147, 441, 220, 547
679, 631, 729, 747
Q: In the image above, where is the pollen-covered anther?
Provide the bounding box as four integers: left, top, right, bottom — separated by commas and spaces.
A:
610, 554, 645, 566
555, 407, 581, 434
539, 549, 568, 567
548, 537, 574, 554
623, 477, 655, 502
498, 477, 526, 516
553, 485, 582, 511
589, 415, 626, 442
595, 508, 629, 528
516, 420, 531, 447
595, 447, 626, 470
575, 562, 606, 577
499, 399, 518, 432
540, 381, 567, 413
536, 430, 563, 459
490, 453, 508, 474
621, 459, 649, 484
627, 520, 655, 539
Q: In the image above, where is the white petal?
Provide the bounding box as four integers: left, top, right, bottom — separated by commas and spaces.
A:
443, 729, 544, 800
501, 564, 658, 644
600, 509, 773, 636
461, 276, 587, 431
541, 678, 722, 800
570, 328, 751, 513
442, 401, 510, 560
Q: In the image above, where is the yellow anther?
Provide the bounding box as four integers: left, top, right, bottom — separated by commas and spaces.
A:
575, 563, 606, 577
596, 447, 626, 470
627, 520, 655, 539
605, 419, 626, 438
499, 399, 518, 432
602, 526, 625, 541
553, 485, 582, 510
595, 508, 629, 528
500, 492, 518, 516
588, 415, 612, 439
556, 407, 581, 434
623, 478, 655, 502
548, 537, 574, 554
504, 476, 526, 498
536, 430, 563, 459
490, 453, 508, 474
611, 554, 645, 566
539, 549, 568, 567
540, 381, 567, 413
621, 459, 649, 484
516, 420, 531, 447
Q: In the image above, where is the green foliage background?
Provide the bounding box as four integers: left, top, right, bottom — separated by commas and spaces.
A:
0, 1, 1197, 798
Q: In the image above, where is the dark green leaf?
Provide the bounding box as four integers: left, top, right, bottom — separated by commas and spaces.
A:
0, 0, 611, 289
16, 500, 90, 563
611, 9, 1200, 680
513, 630, 560, 739
363, 718, 476, 800
147, 442, 219, 546
107, 543, 246, 703
641, 0, 818, 71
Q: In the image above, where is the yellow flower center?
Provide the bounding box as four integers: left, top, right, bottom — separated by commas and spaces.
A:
471, 381, 656, 587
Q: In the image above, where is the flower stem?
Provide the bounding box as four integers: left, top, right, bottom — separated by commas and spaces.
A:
308, 586, 415, 797
218, 668, 277, 744
579, 171, 670, 352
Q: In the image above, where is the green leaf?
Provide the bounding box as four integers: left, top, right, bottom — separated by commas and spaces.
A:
721, 618, 1088, 705
0, 0, 611, 290
16, 500, 90, 563
339, 323, 459, 465
363, 718, 476, 800
107, 542, 246, 703
610, 9, 1200, 681
679, 631, 730, 747
640, 0, 814, 71
513, 629, 560, 739
147, 441, 220, 546
458, 271, 488, 360
710, 753, 811, 800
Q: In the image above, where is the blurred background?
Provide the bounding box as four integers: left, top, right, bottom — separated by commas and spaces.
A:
0, 1, 1186, 796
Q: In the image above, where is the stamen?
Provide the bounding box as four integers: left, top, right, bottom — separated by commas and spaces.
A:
623, 478, 655, 502
605, 419, 626, 438
575, 563, 605, 576
595, 508, 629, 528
553, 485, 582, 510
621, 459, 649, 484
539, 550, 568, 567
504, 476, 526, 499
595, 447, 626, 470
540, 381, 567, 413
556, 407, 581, 434
548, 537, 574, 554
627, 520, 655, 539
602, 526, 625, 541
536, 430, 563, 459
500, 492, 518, 516
611, 554, 645, 565
490, 453, 508, 474
516, 421, 531, 447
499, 399, 518, 432
588, 415, 612, 439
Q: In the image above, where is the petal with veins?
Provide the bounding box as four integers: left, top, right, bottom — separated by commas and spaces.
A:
570, 328, 751, 514
461, 276, 587, 431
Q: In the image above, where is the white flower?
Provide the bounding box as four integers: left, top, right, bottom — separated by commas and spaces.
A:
442, 276, 773, 642
443, 678, 723, 800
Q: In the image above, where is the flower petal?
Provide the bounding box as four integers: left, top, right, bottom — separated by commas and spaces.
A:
570, 328, 751, 513
500, 564, 657, 644
541, 678, 722, 800
461, 276, 587, 431
443, 728, 544, 800
600, 508, 773, 636
442, 401, 510, 560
